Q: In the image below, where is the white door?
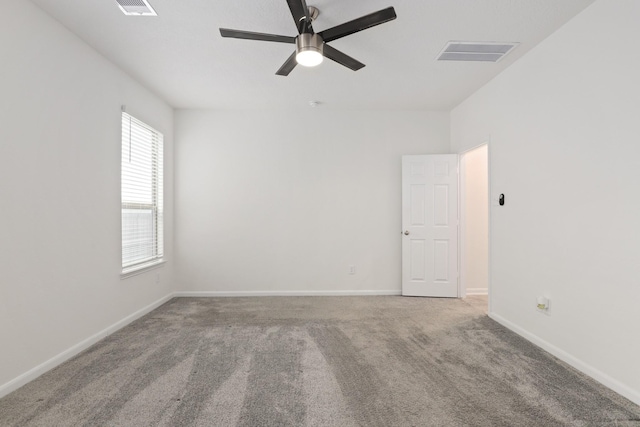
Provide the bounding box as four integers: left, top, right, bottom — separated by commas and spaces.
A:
402, 155, 458, 297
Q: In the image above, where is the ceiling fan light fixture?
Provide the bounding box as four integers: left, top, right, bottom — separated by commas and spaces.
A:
219, 3, 397, 76
296, 34, 324, 67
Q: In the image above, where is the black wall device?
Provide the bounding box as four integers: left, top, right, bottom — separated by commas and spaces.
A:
499, 194, 505, 206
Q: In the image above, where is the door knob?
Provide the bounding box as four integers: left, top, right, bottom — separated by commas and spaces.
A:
404, 230, 410, 235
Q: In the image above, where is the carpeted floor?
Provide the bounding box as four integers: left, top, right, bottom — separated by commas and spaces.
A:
1, 296, 639, 426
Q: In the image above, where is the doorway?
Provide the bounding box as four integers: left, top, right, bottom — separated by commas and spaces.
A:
460, 144, 489, 311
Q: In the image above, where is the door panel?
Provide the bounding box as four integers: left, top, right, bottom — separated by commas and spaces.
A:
434, 185, 449, 226
410, 239, 426, 280
402, 155, 458, 297
410, 185, 426, 225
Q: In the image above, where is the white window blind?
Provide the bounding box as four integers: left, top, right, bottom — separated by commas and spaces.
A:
121, 112, 163, 273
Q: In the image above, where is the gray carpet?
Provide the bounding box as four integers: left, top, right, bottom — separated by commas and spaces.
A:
1, 296, 639, 426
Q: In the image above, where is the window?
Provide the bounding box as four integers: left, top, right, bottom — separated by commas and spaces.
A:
121, 112, 163, 274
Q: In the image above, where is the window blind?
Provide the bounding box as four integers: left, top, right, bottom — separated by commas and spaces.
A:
121, 112, 163, 272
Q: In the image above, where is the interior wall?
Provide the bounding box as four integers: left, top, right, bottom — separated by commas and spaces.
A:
0, 0, 174, 392
461, 145, 489, 295
450, 0, 640, 404
175, 109, 450, 294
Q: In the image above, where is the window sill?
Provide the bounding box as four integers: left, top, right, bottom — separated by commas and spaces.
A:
121, 260, 165, 279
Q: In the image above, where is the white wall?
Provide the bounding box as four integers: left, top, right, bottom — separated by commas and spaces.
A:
461, 145, 488, 295
0, 0, 174, 393
451, 0, 640, 404
175, 110, 450, 294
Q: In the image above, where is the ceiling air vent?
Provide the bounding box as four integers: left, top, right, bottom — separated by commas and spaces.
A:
115, 0, 157, 16
437, 41, 518, 63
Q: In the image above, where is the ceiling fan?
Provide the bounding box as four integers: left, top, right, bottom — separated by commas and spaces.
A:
219, 0, 397, 76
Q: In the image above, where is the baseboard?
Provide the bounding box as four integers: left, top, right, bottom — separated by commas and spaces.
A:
173, 290, 402, 297
0, 293, 174, 399
489, 312, 640, 407
465, 288, 488, 296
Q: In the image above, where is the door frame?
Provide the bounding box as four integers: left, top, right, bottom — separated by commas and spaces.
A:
458, 140, 492, 310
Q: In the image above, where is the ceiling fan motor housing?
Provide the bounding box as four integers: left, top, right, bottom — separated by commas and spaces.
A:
296, 33, 324, 66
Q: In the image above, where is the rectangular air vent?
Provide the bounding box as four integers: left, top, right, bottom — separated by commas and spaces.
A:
115, 0, 157, 16
437, 42, 518, 63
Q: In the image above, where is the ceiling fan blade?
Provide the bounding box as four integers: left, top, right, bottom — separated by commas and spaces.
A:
286, 0, 314, 34
220, 28, 295, 44
317, 7, 397, 43
276, 51, 298, 76
323, 44, 365, 71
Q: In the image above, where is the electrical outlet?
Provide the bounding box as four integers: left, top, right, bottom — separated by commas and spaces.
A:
348, 265, 356, 275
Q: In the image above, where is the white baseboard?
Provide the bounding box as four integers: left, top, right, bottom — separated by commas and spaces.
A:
173, 290, 402, 297
489, 312, 640, 406
0, 293, 174, 399
465, 288, 489, 296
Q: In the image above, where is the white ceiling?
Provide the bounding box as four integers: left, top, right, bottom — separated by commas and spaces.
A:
29, 0, 595, 110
